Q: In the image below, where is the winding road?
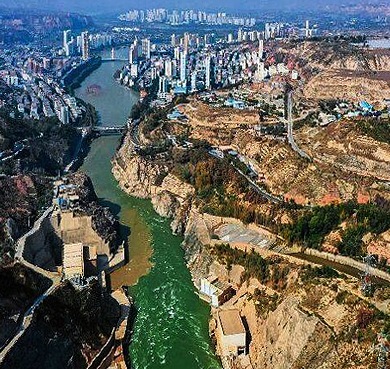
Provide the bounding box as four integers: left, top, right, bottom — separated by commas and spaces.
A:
283, 92, 312, 161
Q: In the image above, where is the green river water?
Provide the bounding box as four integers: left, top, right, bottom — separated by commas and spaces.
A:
76, 57, 220, 369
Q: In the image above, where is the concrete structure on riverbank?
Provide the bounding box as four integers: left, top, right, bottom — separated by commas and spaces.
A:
217, 309, 247, 357
200, 277, 235, 307
10, 177, 131, 369
17, 176, 126, 283
63, 242, 84, 277
52, 210, 111, 269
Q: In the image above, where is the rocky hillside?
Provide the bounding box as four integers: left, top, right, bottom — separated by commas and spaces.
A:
0, 8, 93, 42
67, 172, 121, 252
1, 280, 120, 369
0, 262, 52, 350
112, 125, 390, 368
0, 175, 52, 265
278, 40, 390, 103
206, 242, 390, 369
0, 113, 81, 176
297, 119, 390, 184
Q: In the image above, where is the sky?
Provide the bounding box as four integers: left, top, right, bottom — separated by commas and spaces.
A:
0, 0, 383, 14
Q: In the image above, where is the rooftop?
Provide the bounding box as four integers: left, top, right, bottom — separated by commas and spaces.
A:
218, 309, 246, 336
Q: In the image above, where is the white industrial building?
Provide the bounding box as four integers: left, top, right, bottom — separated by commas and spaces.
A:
199, 277, 235, 307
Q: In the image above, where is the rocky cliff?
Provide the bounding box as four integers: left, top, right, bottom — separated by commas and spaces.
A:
112, 133, 384, 369
112, 134, 208, 265
0, 175, 52, 266
1, 280, 120, 369
250, 296, 334, 369
67, 172, 121, 252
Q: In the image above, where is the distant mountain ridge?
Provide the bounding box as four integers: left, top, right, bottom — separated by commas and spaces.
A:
0, 7, 94, 31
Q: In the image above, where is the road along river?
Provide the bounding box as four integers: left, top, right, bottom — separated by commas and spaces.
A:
76, 56, 220, 369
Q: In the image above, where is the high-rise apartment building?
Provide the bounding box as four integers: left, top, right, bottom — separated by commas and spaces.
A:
205, 56, 211, 90
81, 31, 90, 61
180, 52, 187, 83
63, 30, 71, 48
259, 39, 264, 61
142, 38, 151, 59
171, 34, 177, 47
165, 59, 172, 78
305, 20, 310, 38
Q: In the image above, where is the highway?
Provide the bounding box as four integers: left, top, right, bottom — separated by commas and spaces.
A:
285, 92, 312, 161
0, 133, 45, 164
0, 143, 25, 163
232, 164, 282, 204
128, 118, 141, 148
0, 206, 62, 363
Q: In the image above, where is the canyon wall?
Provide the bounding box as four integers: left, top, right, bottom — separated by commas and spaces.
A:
16, 207, 60, 272
112, 142, 346, 369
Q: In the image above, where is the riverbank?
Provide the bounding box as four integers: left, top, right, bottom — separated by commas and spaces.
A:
63, 57, 102, 93
82, 133, 220, 368
0, 51, 138, 369
111, 119, 390, 368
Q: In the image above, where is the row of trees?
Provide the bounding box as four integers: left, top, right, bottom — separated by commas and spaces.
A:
357, 118, 390, 145
212, 244, 271, 284
284, 201, 390, 257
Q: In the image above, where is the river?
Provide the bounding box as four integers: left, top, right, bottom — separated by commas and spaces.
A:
76, 58, 220, 369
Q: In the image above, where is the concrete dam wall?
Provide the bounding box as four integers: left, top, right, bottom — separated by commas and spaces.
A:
17, 208, 111, 273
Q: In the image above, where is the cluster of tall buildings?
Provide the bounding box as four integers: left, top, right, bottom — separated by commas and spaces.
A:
119, 8, 256, 26
63, 30, 113, 59
121, 31, 270, 99
128, 37, 151, 64
117, 17, 311, 101
161, 33, 216, 94
118, 32, 218, 97
156, 50, 213, 97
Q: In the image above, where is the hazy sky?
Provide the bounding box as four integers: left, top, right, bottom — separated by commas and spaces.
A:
0, 0, 382, 14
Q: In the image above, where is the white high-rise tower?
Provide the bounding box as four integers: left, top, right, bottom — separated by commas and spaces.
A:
205, 56, 211, 90
63, 30, 71, 49
305, 20, 310, 38
63, 30, 71, 56
81, 31, 90, 61
180, 52, 187, 83
142, 38, 151, 59
257, 62, 265, 82
258, 39, 264, 61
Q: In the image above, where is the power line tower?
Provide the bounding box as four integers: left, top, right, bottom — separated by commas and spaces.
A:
361, 254, 376, 297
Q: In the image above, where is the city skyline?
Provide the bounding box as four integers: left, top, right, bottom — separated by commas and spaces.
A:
0, 0, 384, 14
2, 1, 390, 369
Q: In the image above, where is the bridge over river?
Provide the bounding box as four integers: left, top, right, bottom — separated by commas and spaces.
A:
101, 58, 129, 63
92, 126, 127, 135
